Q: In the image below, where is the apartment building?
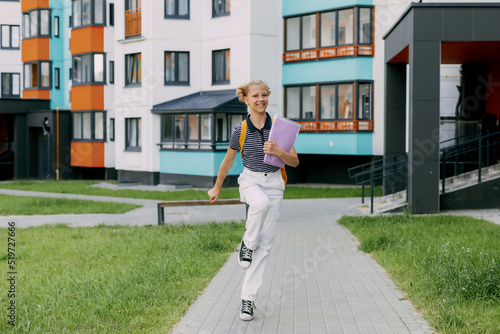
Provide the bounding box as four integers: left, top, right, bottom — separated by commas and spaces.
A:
281, 0, 380, 183
113, 0, 282, 186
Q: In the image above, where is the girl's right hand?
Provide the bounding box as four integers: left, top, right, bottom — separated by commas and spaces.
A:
208, 187, 220, 203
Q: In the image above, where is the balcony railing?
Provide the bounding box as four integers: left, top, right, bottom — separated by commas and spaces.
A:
297, 120, 374, 132
283, 45, 374, 63
125, 8, 141, 38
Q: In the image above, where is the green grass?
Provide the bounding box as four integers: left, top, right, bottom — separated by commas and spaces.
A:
0, 195, 141, 215
339, 214, 500, 334
0, 180, 381, 200
0, 222, 245, 333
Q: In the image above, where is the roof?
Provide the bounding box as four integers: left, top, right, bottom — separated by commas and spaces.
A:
383, 2, 500, 40
151, 89, 246, 113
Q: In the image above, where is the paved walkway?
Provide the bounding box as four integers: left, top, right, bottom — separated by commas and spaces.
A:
1, 188, 499, 333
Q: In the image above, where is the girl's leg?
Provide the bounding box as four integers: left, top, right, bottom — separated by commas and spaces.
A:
241, 184, 271, 250
241, 187, 282, 301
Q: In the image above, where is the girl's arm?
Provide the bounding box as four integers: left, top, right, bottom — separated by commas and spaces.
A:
208, 147, 238, 203
263, 141, 299, 167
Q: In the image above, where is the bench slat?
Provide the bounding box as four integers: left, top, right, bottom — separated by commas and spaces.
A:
159, 199, 243, 208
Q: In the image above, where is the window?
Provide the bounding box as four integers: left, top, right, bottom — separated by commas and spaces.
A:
162, 113, 213, 150
125, 118, 141, 150
72, 53, 106, 85
165, 0, 189, 19
24, 61, 51, 89
1, 25, 20, 49
284, 7, 374, 62
213, 0, 229, 17
358, 7, 372, 44
72, 0, 106, 29
285, 82, 373, 131
285, 86, 316, 120
54, 16, 60, 37
1, 73, 20, 98
125, 53, 141, 86
109, 118, 115, 141
73, 111, 105, 141
161, 113, 245, 150
109, 60, 114, 84
109, 3, 114, 26
22, 9, 51, 39
358, 83, 372, 120
54, 68, 60, 89
212, 49, 230, 84
284, 14, 316, 51
165, 51, 189, 85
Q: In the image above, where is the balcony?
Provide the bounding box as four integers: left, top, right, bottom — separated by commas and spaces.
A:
297, 120, 374, 132
283, 45, 374, 63
125, 8, 141, 38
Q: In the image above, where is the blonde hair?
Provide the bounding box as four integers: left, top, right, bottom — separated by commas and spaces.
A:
235, 80, 271, 102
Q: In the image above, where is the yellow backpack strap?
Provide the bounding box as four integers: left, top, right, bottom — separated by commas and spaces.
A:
239, 120, 247, 154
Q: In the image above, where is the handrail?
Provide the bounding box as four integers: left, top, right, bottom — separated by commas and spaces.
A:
348, 153, 408, 213
440, 130, 500, 194
348, 130, 500, 213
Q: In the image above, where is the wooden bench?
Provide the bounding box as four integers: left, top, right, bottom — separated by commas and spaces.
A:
157, 199, 247, 225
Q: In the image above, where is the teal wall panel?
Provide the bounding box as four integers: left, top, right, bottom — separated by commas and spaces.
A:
283, 58, 373, 85
160, 151, 244, 177
283, 0, 373, 17
49, 3, 71, 110
294, 132, 372, 155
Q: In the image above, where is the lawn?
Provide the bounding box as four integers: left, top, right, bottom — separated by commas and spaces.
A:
339, 214, 500, 334
0, 222, 245, 333
0, 194, 141, 215
0, 180, 382, 201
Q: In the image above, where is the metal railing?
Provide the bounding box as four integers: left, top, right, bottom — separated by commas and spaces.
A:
348, 153, 408, 214
283, 44, 374, 63
125, 8, 141, 38
348, 130, 500, 213
440, 131, 500, 193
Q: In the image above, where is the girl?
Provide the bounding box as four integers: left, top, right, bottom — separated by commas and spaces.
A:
208, 80, 299, 321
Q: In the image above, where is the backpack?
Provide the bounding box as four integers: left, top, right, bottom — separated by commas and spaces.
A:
239, 119, 287, 185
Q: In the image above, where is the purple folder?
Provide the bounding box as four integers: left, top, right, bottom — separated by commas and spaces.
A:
264, 115, 301, 168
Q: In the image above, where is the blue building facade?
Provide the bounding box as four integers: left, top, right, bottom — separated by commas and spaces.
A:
282, 0, 377, 183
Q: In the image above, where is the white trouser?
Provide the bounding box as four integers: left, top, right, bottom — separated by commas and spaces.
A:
238, 168, 285, 301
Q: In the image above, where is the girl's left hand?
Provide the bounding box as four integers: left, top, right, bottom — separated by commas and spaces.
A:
263, 140, 281, 156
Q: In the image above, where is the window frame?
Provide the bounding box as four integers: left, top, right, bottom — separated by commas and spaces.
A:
284, 81, 374, 130
125, 53, 141, 87
54, 67, 60, 89
357, 6, 373, 45
161, 113, 215, 151
23, 61, 52, 90
164, 51, 190, 86
71, 0, 107, 29
212, 49, 230, 85
22, 9, 51, 39
72, 111, 106, 141
284, 6, 374, 61
1, 73, 21, 98
165, 0, 190, 19
109, 60, 114, 84
109, 3, 114, 26
72, 52, 107, 85
1, 25, 20, 49
54, 16, 60, 37
125, 117, 141, 151
212, 0, 229, 18
109, 118, 115, 141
